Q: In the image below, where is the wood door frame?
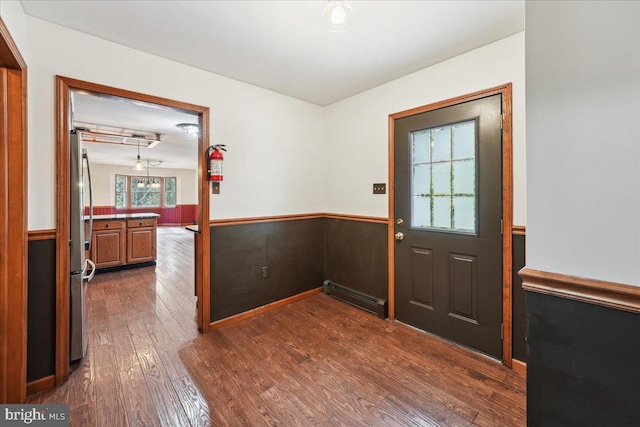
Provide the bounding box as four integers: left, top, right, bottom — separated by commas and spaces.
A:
388, 84, 514, 367
55, 76, 210, 384
0, 18, 28, 402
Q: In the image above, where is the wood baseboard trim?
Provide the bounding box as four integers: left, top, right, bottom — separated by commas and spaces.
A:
210, 213, 389, 227
209, 287, 323, 330
511, 359, 526, 374
28, 229, 56, 241
26, 375, 55, 395
512, 225, 526, 235
520, 268, 640, 314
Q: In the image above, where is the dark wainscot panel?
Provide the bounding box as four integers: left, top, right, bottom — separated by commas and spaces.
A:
27, 239, 57, 383
512, 234, 526, 362
527, 292, 640, 426
323, 218, 388, 301
210, 218, 324, 322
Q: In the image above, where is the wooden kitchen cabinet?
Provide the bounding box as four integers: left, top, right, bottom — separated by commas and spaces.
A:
90, 220, 126, 269
127, 218, 156, 264
86, 215, 158, 270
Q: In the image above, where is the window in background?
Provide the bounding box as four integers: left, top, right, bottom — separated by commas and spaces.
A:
115, 175, 177, 209
115, 174, 127, 209
164, 177, 177, 207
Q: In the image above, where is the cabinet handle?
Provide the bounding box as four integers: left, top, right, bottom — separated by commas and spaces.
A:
106, 223, 110, 228
139, 222, 143, 226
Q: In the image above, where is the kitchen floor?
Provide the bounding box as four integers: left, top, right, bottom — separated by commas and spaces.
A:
27, 226, 526, 426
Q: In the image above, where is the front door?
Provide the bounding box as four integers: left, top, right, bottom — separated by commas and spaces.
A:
394, 94, 503, 358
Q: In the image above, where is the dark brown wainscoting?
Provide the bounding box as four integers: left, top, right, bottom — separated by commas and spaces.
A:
526, 291, 640, 425
27, 237, 56, 384
323, 217, 388, 300
512, 232, 526, 363
210, 217, 324, 322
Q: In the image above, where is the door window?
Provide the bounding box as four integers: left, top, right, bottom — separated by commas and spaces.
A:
410, 120, 477, 233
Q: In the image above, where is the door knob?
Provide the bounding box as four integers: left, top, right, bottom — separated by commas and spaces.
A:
396, 218, 404, 226
395, 232, 404, 241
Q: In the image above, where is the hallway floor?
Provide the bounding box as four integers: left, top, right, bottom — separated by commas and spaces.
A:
28, 227, 526, 426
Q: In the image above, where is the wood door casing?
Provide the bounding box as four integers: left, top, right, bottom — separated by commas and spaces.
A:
55, 77, 210, 385
0, 16, 27, 403
388, 84, 513, 367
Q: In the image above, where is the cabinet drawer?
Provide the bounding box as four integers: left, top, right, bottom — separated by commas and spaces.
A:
92, 220, 125, 230
127, 218, 157, 228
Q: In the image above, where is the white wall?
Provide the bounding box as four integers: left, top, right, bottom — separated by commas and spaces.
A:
526, 1, 640, 286
22, 15, 325, 229
324, 32, 526, 224
84, 164, 197, 207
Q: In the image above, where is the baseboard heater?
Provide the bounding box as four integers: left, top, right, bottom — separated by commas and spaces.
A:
323, 280, 388, 319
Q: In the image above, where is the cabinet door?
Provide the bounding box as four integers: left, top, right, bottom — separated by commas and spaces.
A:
91, 229, 125, 268
127, 227, 156, 264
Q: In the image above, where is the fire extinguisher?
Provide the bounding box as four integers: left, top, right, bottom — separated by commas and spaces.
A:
207, 144, 226, 182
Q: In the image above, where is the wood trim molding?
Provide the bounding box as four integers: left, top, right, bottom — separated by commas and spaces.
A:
210, 213, 324, 227
511, 359, 526, 375
26, 375, 55, 396
28, 229, 56, 241
209, 287, 323, 330
388, 84, 515, 368
209, 212, 389, 227
520, 268, 640, 314
512, 225, 526, 235
55, 76, 211, 382
323, 213, 389, 224
0, 17, 27, 403
0, 18, 27, 70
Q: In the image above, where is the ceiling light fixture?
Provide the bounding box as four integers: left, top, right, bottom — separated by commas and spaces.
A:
176, 123, 199, 137
133, 139, 145, 171
323, 0, 356, 33
137, 160, 163, 189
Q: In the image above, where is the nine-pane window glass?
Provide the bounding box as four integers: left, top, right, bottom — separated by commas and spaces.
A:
410, 120, 477, 233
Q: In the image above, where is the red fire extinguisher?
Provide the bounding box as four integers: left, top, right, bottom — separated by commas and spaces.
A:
208, 144, 226, 182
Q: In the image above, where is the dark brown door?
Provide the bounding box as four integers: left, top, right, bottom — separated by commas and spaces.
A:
394, 95, 503, 358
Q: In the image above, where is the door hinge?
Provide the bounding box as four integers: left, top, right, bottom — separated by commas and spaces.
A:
501, 219, 504, 235
501, 323, 504, 340
500, 113, 504, 129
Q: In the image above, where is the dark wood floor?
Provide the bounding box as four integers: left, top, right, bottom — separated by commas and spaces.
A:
28, 226, 526, 426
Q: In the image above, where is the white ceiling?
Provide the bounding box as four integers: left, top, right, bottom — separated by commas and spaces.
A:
26, 1, 524, 169
73, 91, 199, 170
20, 0, 524, 106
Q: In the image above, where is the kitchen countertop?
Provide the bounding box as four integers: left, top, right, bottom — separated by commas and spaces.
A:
84, 213, 160, 221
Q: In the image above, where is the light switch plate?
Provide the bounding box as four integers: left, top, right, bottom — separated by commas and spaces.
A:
373, 183, 386, 194
211, 182, 220, 194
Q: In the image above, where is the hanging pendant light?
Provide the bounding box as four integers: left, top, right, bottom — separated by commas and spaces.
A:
133, 139, 145, 171
323, 0, 356, 33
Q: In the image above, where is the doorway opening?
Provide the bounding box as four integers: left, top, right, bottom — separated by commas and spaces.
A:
55, 76, 210, 385
388, 84, 514, 366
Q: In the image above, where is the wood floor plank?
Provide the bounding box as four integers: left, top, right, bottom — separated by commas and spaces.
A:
135, 344, 191, 427
93, 344, 128, 426
118, 363, 161, 426
30, 226, 525, 426
171, 376, 216, 427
